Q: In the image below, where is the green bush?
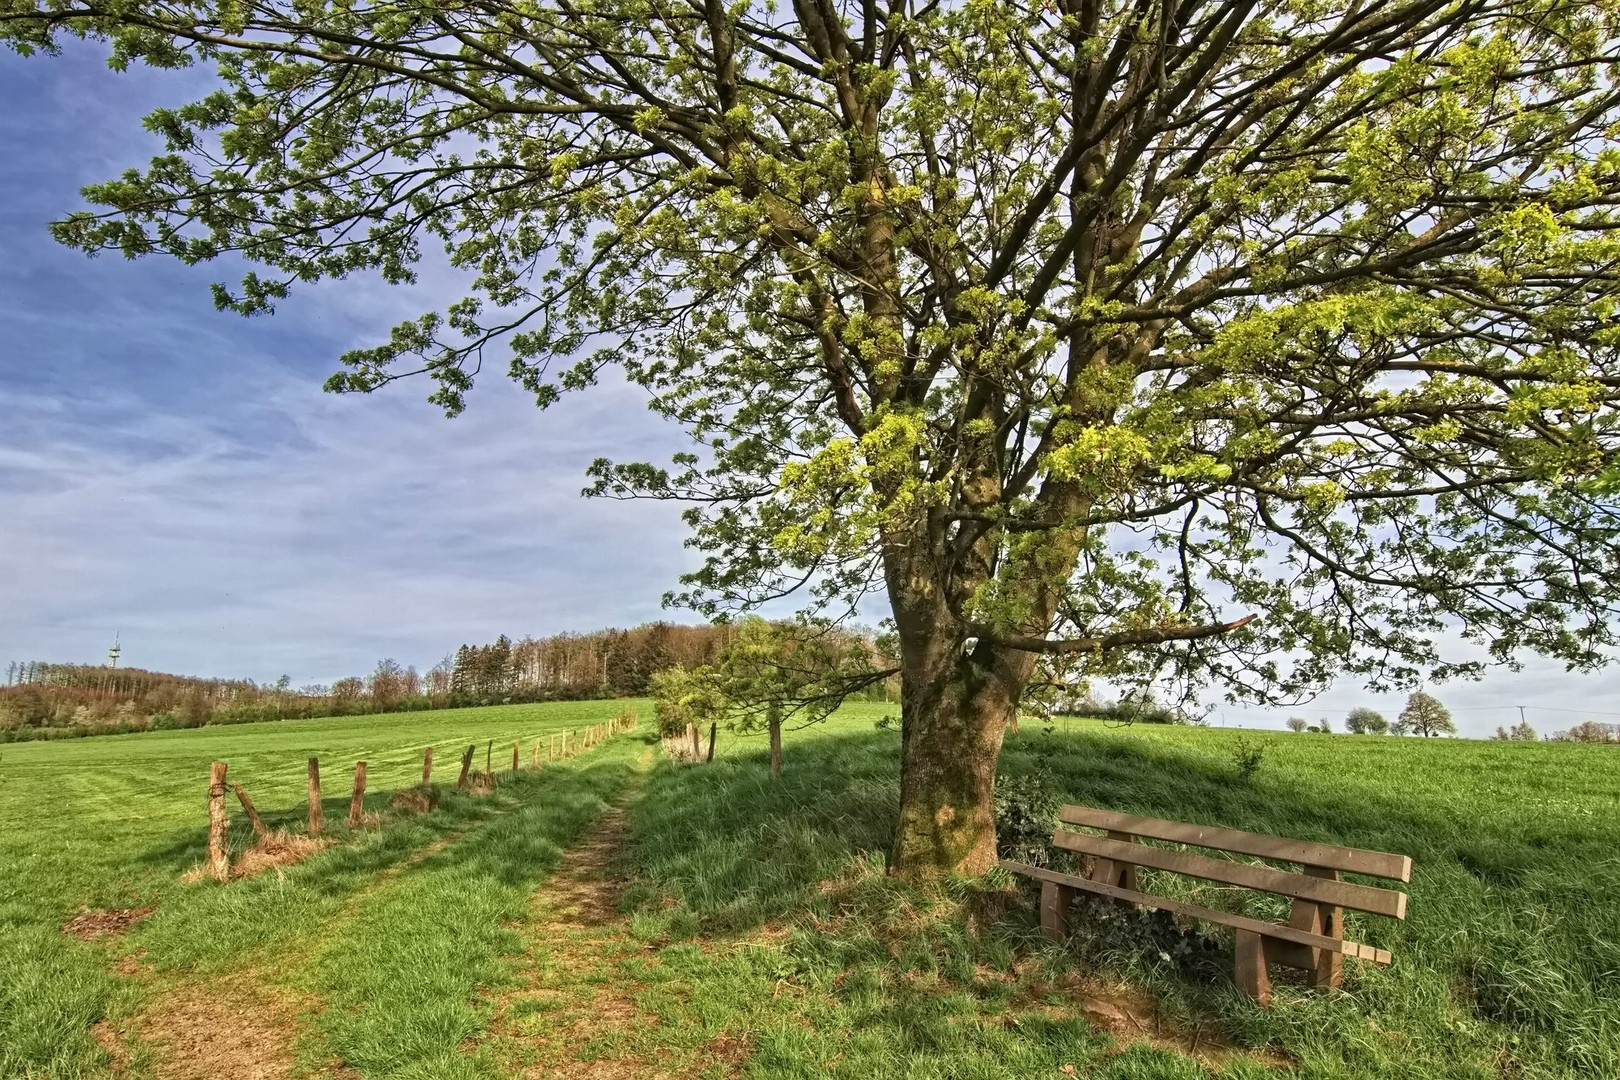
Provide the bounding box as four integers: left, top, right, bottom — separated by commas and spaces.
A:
993, 766, 1060, 867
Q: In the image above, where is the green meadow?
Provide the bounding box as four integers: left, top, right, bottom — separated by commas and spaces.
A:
2, 702, 1615, 1079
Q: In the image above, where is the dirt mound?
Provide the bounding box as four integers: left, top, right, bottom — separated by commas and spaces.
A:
62, 906, 156, 941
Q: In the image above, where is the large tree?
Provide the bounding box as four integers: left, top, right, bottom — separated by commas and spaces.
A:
8, 0, 1620, 877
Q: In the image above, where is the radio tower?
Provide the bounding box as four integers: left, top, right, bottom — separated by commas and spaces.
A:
108, 633, 122, 669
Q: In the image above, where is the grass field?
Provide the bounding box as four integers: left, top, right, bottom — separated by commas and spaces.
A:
2, 702, 1615, 1079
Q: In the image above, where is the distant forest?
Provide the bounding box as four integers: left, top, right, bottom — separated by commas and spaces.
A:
2, 622, 893, 741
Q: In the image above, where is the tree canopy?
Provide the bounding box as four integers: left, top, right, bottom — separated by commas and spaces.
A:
9, 0, 1620, 873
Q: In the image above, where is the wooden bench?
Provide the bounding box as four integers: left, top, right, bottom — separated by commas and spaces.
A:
1003, 804, 1412, 1006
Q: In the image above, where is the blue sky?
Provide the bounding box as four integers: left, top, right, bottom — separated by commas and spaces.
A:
0, 46, 692, 685
3, 44, 1619, 737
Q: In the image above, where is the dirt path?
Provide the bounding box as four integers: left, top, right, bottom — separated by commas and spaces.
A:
486, 749, 722, 1080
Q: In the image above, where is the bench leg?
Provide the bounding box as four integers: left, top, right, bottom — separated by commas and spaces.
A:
1313, 904, 1343, 989
1040, 881, 1071, 941
1234, 930, 1273, 1008
1289, 870, 1345, 991
1104, 831, 1139, 891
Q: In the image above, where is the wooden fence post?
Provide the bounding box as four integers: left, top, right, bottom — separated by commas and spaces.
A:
422, 746, 433, 786
512, 742, 520, 773
232, 782, 270, 840
208, 762, 230, 880
486, 741, 492, 774
690, 722, 700, 760
348, 761, 368, 827
533, 740, 540, 768
707, 722, 717, 762
307, 757, 324, 835
458, 744, 475, 788
768, 708, 782, 777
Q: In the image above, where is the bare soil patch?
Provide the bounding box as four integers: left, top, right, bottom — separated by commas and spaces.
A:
1026, 971, 1293, 1070
63, 906, 156, 941
126, 975, 312, 1080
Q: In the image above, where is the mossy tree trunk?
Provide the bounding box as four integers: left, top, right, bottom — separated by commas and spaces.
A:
884, 535, 1042, 880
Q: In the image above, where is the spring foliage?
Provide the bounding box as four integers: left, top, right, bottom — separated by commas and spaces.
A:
6, 0, 1620, 706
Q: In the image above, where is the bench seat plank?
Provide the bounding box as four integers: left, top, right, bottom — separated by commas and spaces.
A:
1058, 806, 1411, 882
1053, 830, 1407, 919
1002, 861, 1393, 965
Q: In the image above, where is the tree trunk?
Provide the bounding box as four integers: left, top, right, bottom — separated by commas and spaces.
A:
889, 645, 1028, 879
883, 532, 1042, 880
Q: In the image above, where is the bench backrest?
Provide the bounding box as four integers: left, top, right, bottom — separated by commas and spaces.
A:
1053, 804, 1409, 919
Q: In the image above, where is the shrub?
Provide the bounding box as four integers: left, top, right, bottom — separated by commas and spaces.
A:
1230, 737, 1265, 782
994, 767, 1060, 867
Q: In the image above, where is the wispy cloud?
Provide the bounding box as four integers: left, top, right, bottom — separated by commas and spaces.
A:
0, 47, 690, 683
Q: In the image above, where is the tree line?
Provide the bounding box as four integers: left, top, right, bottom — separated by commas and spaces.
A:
0, 622, 820, 741
1280, 693, 1620, 742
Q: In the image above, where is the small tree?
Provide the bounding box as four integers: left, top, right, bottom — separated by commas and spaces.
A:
1346, 708, 1389, 736
1286, 717, 1308, 734
1395, 692, 1456, 738
330, 677, 364, 701
649, 665, 726, 742
1494, 719, 1539, 740
718, 617, 886, 777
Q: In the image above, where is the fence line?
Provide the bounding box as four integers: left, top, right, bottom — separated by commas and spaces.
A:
203, 709, 639, 879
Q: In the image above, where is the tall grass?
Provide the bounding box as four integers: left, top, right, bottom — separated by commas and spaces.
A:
616, 708, 1619, 1079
